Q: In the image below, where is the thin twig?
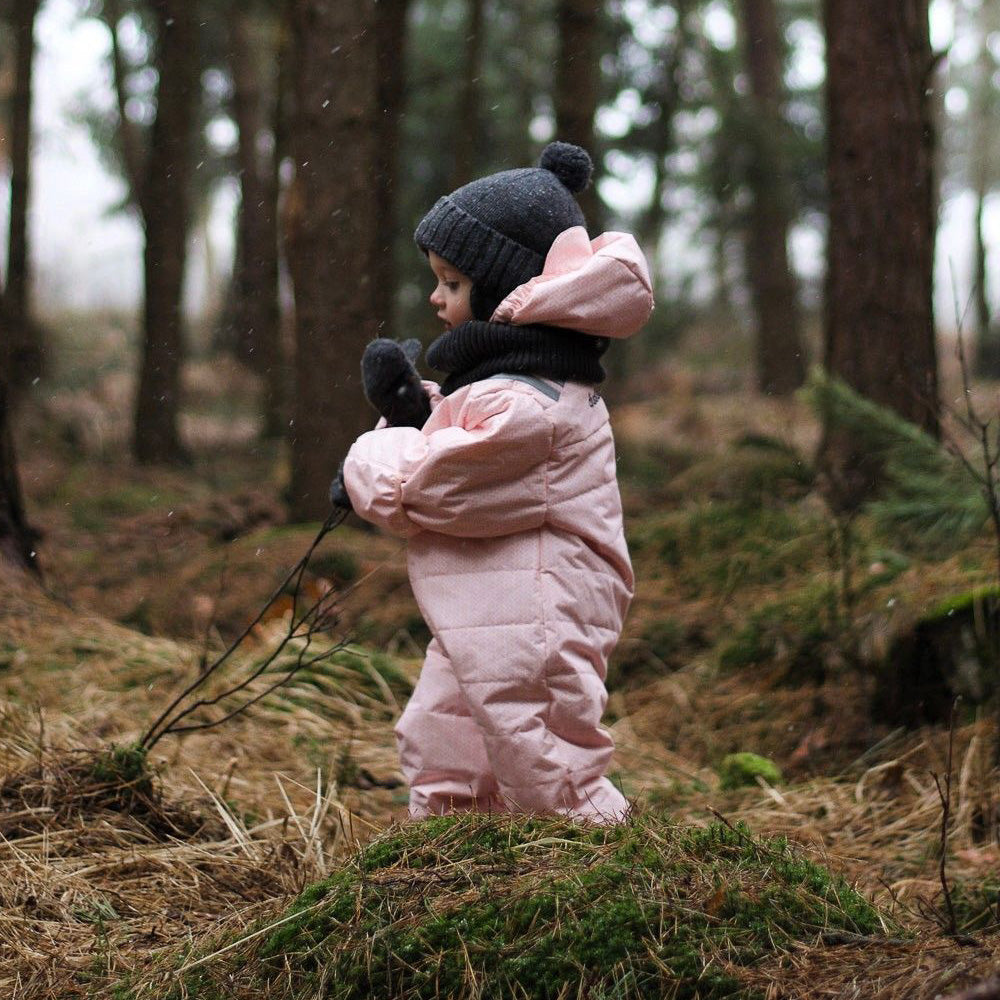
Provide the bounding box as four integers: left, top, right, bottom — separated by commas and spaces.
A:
140, 509, 347, 751
164, 638, 351, 737
931, 698, 961, 938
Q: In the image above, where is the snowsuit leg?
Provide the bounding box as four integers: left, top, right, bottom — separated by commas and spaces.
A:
447, 623, 629, 824
394, 639, 503, 817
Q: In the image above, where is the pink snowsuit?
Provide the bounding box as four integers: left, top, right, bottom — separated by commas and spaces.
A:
343, 227, 653, 822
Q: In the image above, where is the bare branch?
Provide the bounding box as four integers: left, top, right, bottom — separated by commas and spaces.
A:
140, 509, 346, 750
931, 698, 960, 938
162, 637, 351, 737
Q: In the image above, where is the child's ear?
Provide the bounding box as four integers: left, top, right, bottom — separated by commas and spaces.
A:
470, 283, 504, 322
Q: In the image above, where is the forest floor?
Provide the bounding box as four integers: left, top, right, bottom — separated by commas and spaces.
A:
2, 314, 1000, 997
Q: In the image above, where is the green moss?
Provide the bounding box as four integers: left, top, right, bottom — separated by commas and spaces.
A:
718, 586, 835, 681
951, 879, 1000, 933
667, 439, 813, 509
70, 484, 186, 532
615, 440, 695, 495
717, 753, 782, 791
607, 617, 688, 691
90, 743, 150, 790
154, 814, 890, 1000
635, 502, 819, 596
926, 585, 1000, 620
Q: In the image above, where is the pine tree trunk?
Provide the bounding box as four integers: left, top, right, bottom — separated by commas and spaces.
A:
102, 0, 147, 209
554, 0, 601, 224
374, 0, 411, 337
287, 0, 379, 522
641, 0, 691, 281
452, 0, 484, 188
132, 0, 199, 464
510, 0, 539, 166
974, 183, 991, 343
230, 8, 284, 437
820, 0, 939, 508
0, 379, 39, 576
971, 29, 993, 347
5, 0, 42, 388
738, 0, 806, 396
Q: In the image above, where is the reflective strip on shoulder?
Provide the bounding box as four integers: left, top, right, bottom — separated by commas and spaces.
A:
486, 373, 563, 401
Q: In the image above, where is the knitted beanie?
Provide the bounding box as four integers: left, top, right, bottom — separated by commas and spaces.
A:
414, 141, 592, 319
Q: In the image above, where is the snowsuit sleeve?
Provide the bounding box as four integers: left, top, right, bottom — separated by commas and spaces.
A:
343, 384, 553, 539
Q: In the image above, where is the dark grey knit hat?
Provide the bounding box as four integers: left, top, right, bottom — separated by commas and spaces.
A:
414, 141, 593, 318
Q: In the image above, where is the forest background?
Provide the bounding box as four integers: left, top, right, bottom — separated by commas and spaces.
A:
1, 1, 1000, 998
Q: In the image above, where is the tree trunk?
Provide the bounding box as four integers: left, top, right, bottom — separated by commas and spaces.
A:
641, 0, 691, 283
0, 379, 39, 576
554, 0, 601, 223
509, 0, 539, 167
374, 0, 411, 338
287, 0, 379, 522
229, 7, 284, 438
452, 0, 484, 188
738, 0, 806, 396
102, 0, 147, 211
820, 0, 939, 509
132, 0, 199, 464
973, 183, 991, 343
971, 28, 993, 347
4, 0, 42, 389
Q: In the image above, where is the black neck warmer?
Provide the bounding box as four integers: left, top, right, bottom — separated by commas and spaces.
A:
426, 320, 608, 396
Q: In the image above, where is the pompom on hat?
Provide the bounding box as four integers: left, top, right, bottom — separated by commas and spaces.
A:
414, 141, 593, 320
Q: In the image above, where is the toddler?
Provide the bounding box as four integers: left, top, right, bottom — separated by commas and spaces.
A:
341, 141, 653, 823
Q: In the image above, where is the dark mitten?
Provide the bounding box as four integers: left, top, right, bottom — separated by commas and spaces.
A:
329, 462, 353, 511
361, 338, 432, 429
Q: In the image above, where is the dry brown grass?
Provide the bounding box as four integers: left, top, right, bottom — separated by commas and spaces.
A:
1, 572, 999, 998
4, 344, 1000, 997
0, 573, 410, 997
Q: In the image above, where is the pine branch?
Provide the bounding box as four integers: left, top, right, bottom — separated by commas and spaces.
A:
805, 368, 988, 554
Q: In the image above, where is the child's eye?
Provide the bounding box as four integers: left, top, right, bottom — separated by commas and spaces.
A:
445, 281, 459, 292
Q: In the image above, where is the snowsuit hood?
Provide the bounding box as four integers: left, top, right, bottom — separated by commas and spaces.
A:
491, 226, 654, 339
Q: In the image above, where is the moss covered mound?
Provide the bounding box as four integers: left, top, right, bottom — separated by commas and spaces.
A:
164, 813, 888, 1000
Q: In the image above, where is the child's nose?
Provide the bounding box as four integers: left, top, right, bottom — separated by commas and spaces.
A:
429, 286, 443, 307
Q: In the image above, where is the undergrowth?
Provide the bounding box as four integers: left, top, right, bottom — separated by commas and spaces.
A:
138, 813, 889, 1000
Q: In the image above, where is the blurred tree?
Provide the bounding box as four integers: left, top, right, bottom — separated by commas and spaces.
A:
131, 0, 200, 464
555, 0, 600, 221
228, 3, 283, 436
634, 0, 692, 277
820, 0, 939, 509
0, 377, 38, 575
452, 0, 484, 187
374, 0, 413, 337
395, 0, 557, 339
99, 0, 147, 204
90, 0, 283, 444
602, 0, 826, 373
964, 0, 1000, 354
286, 0, 379, 521
3, 0, 42, 389
738, 0, 805, 395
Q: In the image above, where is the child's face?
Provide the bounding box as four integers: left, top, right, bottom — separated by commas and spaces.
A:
428, 252, 473, 330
